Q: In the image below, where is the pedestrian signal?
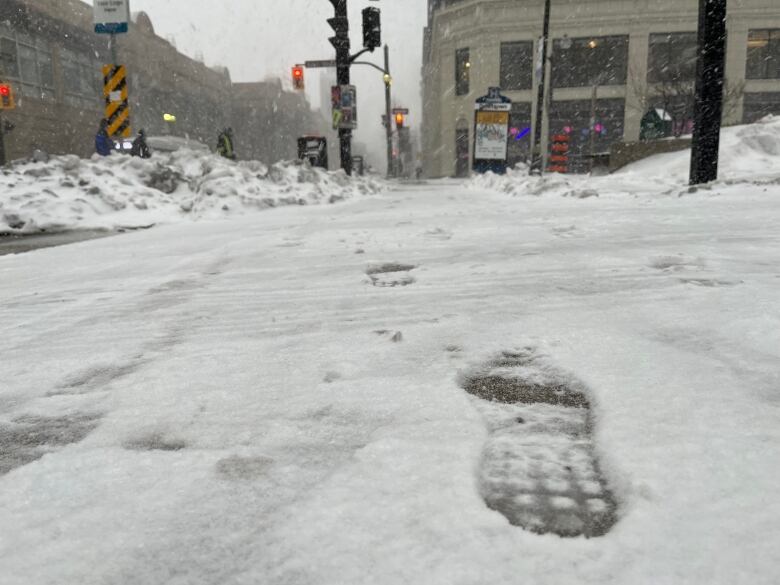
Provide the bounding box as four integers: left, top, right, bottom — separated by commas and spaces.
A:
292, 66, 305, 91
0, 83, 15, 110
394, 112, 404, 128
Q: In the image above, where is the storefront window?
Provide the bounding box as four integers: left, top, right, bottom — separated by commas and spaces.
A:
552, 36, 628, 88
507, 102, 532, 167
548, 98, 625, 173
747, 30, 780, 80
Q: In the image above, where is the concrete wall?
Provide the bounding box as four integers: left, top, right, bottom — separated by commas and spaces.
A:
423, 0, 780, 178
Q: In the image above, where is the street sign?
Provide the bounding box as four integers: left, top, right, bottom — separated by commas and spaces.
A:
473, 87, 512, 174
331, 85, 357, 130
304, 60, 337, 69
103, 65, 131, 138
94, 0, 130, 35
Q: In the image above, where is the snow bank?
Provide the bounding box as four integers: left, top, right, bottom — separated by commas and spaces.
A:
469, 116, 780, 198
0, 149, 385, 234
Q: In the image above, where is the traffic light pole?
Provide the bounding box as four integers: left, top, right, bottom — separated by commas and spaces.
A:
530, 0, 551, 176
689, 0, 727, 186
384, 45, 394, 178
330, 0, 353, 176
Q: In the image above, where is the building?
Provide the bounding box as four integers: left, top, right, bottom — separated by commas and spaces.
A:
422, 0, 780, 177
231, 80, 326, 163
0, 0, 324, 163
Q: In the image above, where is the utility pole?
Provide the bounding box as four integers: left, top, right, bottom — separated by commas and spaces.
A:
689, 0, 728, 185
384, 44, 394, 178
328, 0, 353, 175
530, 0, 551, 175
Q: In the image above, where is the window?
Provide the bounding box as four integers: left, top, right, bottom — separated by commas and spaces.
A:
743, 92, 780, 123
747, 30, 780, 80
455, 48, 470, 96
507, 102, 532, 167
18, 44, 39, 86
0, 36, 19, 79
648, 33, 698, 83
548, 99, 625, 173
38, 50, 53, 89
551, 36, 628, 88
500, 41, 533, 91
0, 33, 54, 100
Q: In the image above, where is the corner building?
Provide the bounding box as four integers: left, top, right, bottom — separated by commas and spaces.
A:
422, 0, 780, 177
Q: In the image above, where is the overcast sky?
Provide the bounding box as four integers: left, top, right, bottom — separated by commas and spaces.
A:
88, 0, 428, 167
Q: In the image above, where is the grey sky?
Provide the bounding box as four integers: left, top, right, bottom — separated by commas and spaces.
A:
89, 0, 427, 167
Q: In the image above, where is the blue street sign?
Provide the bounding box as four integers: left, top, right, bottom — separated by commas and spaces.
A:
95, 22, 129, 34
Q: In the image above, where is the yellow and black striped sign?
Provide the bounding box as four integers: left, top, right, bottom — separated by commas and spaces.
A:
102, 65, 131, 138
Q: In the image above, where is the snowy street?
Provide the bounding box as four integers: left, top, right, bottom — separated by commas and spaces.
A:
2, 168, 779, 584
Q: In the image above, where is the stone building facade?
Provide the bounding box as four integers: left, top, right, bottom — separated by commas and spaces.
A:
422, 0, 780, 177
0, 0, 324, 163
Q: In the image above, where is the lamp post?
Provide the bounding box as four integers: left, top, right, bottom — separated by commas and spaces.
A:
353, 46, 395, 178
530, 0, 551, 175
383, 45, 395, 178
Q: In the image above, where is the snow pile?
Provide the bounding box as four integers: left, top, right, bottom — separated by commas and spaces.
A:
0, 149, 385, 233
469, 116, 780, 198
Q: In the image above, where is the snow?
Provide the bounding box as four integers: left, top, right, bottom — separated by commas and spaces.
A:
471, 114, 780, 199
1, 120, 780, 584
0, 149, 384, 234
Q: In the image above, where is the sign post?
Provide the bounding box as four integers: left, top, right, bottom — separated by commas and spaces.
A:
473, 87, 512, 175
94, 0, 131, 140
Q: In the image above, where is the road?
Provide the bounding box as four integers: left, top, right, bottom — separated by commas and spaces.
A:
0, 230, 114, 256
1, 182, 779, 585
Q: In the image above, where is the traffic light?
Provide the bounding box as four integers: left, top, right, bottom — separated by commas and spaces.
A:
0, 83, 15, 110
394, 112, 405, 128
292, 66, 305, 90
362, 7, 381, 51
328, 0, 350, 52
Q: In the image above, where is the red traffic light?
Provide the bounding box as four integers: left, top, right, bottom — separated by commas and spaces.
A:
292, 66, 305, 90
0, 85, 10, 96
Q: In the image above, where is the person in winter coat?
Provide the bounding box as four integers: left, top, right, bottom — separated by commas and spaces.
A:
95, 119, 113, 157
130, 129, 152, 159
216, 127, 236, 160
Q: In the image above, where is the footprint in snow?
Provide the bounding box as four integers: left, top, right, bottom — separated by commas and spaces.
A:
365, 263, 417, 288
459, 348, 618, 538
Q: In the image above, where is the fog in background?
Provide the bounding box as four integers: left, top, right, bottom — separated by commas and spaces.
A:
88, 0, 427, 168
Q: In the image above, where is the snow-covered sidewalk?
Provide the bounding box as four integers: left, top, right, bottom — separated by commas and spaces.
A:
1, 168, 779, 583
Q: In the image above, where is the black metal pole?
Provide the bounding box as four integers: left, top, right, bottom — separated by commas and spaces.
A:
331, 0, 353, 176
384, 44, 394, 178
530, 0, 551, 175
689, 0, 727, 185
0, 113, 6, 167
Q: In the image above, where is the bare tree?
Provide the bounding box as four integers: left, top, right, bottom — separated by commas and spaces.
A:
629, 67, 745, 137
